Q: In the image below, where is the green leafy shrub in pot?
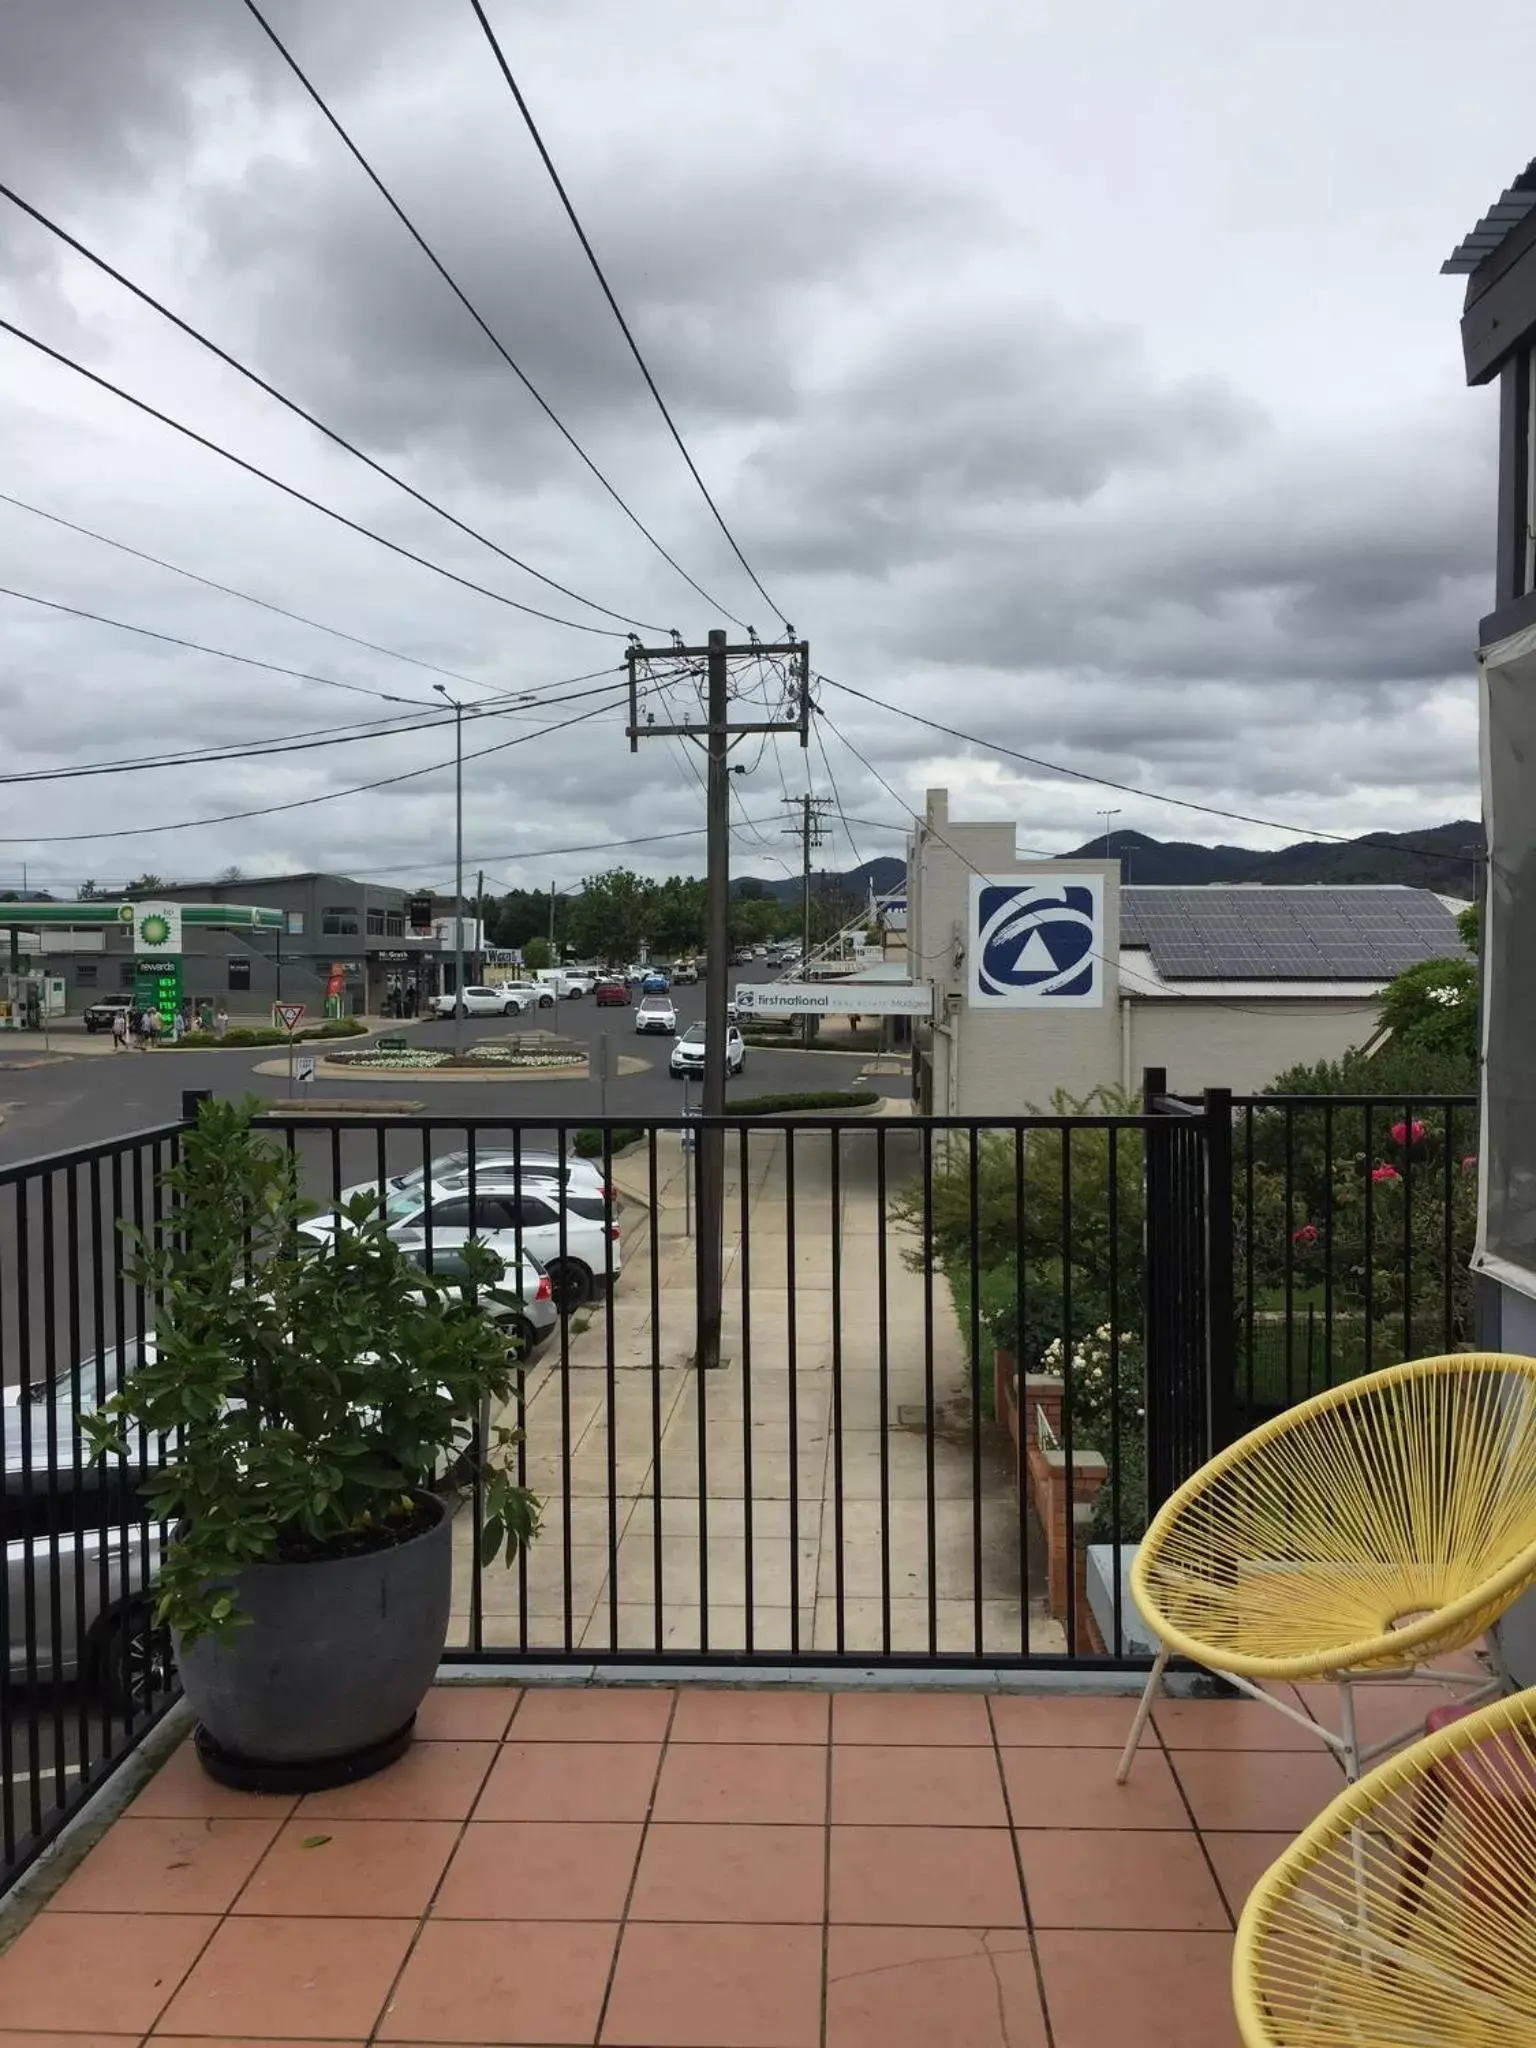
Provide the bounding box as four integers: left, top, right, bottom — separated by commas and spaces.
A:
86, 1098, 540, 1774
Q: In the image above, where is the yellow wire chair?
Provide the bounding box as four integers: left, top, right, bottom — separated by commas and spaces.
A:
1233, 1685, 1536, 2046
1117, 1354, 1536, 1786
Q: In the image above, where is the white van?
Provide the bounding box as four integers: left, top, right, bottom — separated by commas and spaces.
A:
534, 968, 594, 999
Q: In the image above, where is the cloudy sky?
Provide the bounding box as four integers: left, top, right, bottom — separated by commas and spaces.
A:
0, 0, 1524, 898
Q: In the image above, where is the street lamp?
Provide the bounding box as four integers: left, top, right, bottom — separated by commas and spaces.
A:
434, 684, 465, 1059
1098, 807, 1122, 879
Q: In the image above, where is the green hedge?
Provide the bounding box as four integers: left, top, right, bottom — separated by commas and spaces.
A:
726, 1089, 880, 1115
573, 1126, 647, 1158
170, 1018, 368, 1049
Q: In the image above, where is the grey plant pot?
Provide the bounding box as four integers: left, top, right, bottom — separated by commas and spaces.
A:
175, 1494, 452, 1767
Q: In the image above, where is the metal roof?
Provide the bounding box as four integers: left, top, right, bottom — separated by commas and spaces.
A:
1120, 886, 1464, 982
1442, 158, 1536, 274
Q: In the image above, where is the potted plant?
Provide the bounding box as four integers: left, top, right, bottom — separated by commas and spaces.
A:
86, 1098, 539, 1789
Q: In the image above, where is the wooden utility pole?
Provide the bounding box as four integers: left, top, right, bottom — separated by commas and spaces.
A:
626, 631, 810, 1370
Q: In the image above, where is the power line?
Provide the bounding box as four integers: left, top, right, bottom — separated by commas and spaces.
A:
815, 704, 1353, 1016
816, 672, 1482, 875
0, 666, 625, 787
467, 0, 788, 630
811, 711, 868, 876
0, 184, 666, 637
0, 313, 631, 641
0, 580, 436, 708
0, 490, 498, 696
0, 678, 641, 844
238, 0, 740, 629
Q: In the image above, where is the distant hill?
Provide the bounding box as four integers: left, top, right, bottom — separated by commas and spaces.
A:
1068, 822, 1483, 898
739, 825, 1481, 906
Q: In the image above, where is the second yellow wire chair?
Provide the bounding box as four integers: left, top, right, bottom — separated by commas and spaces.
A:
1233, 1684, 1536, 2046
1117, 1354, 1536, 1785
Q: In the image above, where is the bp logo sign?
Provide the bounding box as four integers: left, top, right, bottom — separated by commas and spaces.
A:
968, 875, 1103, 1008
126, 901, 183, 957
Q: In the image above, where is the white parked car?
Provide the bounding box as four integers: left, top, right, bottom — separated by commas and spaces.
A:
670, 1022, 746, 1079
301, 1177, 621, 1313
635, 994, 677, 1035
431, 985, 533, 1019
336, 1149, 613, 1213
536, 969, 594, 998
671, 961, 699, 985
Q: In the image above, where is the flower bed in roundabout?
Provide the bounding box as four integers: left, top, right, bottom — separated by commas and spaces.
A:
326, 1035, 586, 1074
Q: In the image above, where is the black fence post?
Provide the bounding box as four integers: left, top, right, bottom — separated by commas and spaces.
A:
1142, 1068, 1171, 1511
1203, 1086, 1237, 1456
180, 1089, 211, 1123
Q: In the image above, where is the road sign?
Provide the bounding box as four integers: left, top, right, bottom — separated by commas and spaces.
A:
293, 1055, 316, 1086
274, 1002, 305, 1033
734, 980, 934, 1017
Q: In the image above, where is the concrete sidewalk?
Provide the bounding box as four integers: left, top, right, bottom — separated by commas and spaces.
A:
453, 1123, 1056, 1656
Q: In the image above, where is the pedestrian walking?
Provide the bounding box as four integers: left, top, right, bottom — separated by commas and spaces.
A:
215, 1004, 229, 1038
111, 1007, 128, 1053
144, 1004, 162, 1049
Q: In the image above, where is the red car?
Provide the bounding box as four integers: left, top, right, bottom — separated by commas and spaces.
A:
594, 980, 629, 1007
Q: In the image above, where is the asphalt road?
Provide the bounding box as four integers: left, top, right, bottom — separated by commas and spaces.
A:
0, 976, 905, 1386
0, 972, 900, 1163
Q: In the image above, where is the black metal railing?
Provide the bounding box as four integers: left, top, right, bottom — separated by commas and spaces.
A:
0, 1119, 186, 1894
0, 1089, 1476, 1896
1228, 1092, 1478, 1425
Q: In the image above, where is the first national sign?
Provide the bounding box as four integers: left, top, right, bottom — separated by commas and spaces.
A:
274, 1003, 305, 1033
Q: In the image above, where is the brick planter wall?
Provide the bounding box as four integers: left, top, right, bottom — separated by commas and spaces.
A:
1001, 1368, 1108, 1632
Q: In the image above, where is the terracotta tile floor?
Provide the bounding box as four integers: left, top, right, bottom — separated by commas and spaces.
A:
0, 1680, 1363, 2047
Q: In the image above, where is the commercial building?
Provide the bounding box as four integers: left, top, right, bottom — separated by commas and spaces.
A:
906, 789, 1466, 1113
13, 874, 467, 1019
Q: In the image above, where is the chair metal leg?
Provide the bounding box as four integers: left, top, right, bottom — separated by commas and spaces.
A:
1116, 1645, 1169, 1784
1339, 1676, 1361, 1782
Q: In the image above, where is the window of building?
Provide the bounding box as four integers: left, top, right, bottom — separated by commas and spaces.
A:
386, 911, 404, 938
366, 908, 386, 937
228, 956, 252, 992
287, 910, 305, 936
119, 960, 137, 991
75, 962, 98, 987
321, 907, 358, 936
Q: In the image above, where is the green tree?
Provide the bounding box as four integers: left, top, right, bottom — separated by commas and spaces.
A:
487, 887, 557, 952
522, 935, 551, 971
567, 868, 649, 963
124, 872, 168, 893
1377, 956, 1479, 1065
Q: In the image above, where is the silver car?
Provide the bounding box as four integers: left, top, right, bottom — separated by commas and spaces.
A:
335, 1149, 613, 1212
3, 1344, 170, 1711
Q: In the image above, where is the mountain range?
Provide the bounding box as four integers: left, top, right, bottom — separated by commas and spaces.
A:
749, 820, 1482, 905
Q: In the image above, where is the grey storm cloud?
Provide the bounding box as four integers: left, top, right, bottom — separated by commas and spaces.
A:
0, 0, 1522, 893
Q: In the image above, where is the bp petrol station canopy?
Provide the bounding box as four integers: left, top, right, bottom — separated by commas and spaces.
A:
0, 901, 284, 935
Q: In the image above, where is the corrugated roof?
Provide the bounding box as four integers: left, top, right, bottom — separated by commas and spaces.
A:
1120, 886, 1464, 982
1442, 157, 1536, 274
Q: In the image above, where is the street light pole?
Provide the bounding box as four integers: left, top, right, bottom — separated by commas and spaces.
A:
435, 685, 465, 1058
1098, 807, 1122, 879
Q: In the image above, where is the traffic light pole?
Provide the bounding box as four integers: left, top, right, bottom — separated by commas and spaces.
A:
627, 632, 810, 1371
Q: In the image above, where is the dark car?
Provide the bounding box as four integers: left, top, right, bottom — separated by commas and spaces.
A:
594, 980, 629, 1007
82, 999, 131, 1034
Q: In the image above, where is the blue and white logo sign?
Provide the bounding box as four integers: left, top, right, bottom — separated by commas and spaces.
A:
968, 875, 1104, 1008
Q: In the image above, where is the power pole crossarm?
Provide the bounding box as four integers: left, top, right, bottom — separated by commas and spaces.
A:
625, 631, 811, 1372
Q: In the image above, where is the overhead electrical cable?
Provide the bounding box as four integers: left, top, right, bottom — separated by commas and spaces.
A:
816, 672, 1482, 874
237, 0, 742, 628
0, 666, 627, 786
0, 490, 495, 696
0, 679, 650, 845
467, 0, 788, 629
0, 184, 666, 635
0, 314, 633, 641
0, 581, 436, 708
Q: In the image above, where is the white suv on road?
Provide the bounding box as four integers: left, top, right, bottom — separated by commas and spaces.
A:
669, 1022, 745, 1079
635, 994, 677, 1035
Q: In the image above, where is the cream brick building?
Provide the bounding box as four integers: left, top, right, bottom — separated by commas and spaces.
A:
906, 789, 1467, 1114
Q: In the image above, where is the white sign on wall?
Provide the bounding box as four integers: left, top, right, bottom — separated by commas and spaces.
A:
968, 875, 1105, 1008
735, 981, 934, 1017
117, 901, 183, 957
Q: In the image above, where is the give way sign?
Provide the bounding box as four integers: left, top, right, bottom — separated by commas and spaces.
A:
274, 1002, 305, 1033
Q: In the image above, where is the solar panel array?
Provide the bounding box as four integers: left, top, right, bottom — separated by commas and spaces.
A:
1120, 887, 1464, 982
